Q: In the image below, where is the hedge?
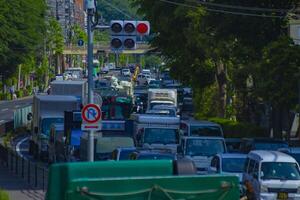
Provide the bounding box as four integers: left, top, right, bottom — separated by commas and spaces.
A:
0, 189, 9, 200
206, 117, 268, 138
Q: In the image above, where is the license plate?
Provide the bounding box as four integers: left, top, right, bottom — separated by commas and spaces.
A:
277, 192, 288, 200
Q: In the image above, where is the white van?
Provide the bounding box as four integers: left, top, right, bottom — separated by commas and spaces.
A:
243, 150, 300, 200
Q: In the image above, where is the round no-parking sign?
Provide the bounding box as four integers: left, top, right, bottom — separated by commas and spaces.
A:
81, 104, 102, 124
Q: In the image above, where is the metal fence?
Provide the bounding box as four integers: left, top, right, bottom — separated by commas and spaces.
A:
0, 144, 48, 192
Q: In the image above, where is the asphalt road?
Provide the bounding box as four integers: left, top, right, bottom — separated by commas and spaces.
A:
0, 97, 33, 125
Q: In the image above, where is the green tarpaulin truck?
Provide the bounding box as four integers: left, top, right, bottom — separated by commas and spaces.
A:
46, 160, 239, 200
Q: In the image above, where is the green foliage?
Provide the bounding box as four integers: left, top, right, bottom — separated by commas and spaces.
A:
47, 18, 64, 55
256, 37, 300, 108
207, 117, 268, 138
97, 0, 139, 22
0, 0, 46, 78
0, 189, 9, 200
133, 0, 300, 125
71, 24, 87, 45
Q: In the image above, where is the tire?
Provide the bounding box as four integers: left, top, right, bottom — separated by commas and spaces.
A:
173, 159, 197, 175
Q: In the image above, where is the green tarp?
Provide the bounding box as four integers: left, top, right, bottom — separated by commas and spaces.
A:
46, 160, 239, 200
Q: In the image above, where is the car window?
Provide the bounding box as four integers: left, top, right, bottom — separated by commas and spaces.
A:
248, 159, 256, 174
244, 158, 249, 172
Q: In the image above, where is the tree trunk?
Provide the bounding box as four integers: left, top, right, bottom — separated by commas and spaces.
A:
216, 60, 227, 118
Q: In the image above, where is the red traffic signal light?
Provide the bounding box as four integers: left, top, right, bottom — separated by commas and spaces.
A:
136, 21, 150, 36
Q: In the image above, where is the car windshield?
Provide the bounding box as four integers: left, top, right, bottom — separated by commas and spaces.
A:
288, 153, 300, 164
190, 125, 222, 137
222, 157, 246, 173
150, 102, 174, 109
41, 118, 64, 135
261, 162, 300, 180
186, 139, 225, 157
137, 154, 174, 160
144, 128, 178, 145
255, 142, 288, 151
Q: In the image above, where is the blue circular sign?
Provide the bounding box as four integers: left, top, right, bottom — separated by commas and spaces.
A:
78, 39, 84, 47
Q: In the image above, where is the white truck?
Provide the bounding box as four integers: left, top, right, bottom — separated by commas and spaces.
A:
29, 95, 79, 160
132, 114, 181, 153
147, 89, 177, 111
50, 80, 88, 105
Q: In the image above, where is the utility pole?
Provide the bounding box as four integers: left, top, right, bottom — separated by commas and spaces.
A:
86, 0, 95, 162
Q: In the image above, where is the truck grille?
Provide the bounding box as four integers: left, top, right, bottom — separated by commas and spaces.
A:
268, 188, 297, 193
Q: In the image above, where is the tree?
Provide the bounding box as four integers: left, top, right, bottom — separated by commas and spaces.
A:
47, 18, 64, 74
132, 0, 300, 122
0, 0, 46, 78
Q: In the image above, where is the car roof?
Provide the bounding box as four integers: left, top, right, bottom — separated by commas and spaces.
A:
217, 153, 247, 159
182, 136, 225, 140
116, 147, 136, 151
248, 150, 297, 163
181, 119, 221, 126
242, 138, 288, 143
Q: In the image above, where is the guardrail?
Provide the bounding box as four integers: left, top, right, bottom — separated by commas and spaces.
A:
0, 144, 48, 192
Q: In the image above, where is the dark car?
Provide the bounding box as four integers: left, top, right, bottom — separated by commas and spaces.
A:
129, 150, 177, 160
239, 138, 288, 153
225, 138, 242, 153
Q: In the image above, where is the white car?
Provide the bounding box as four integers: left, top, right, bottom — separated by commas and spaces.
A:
136, 74, 149, 86
243, 150, 300, 200
122, 69, 131, 76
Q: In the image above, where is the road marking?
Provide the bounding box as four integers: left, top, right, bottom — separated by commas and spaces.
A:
0, 120, 5, 124
16, 137, 29, 160
1, 108, 8, 112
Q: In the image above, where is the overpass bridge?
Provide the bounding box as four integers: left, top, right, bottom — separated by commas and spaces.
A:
63, 43, 154, 55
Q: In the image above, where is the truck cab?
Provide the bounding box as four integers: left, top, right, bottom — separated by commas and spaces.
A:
180, 120, 223, 137
29, 95, 79, 161
147, 89, 177, 111
136, 127, 180, 153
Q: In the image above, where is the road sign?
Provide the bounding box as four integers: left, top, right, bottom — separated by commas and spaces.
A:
78, 39, 84, 47
82, 104, 101, 124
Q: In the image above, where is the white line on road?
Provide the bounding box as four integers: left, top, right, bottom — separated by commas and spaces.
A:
16, 137, 29, 160
1, 108, 8, 112
0, 120, 5, 124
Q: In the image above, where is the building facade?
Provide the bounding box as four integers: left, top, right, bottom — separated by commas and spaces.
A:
46, 0, 86, 44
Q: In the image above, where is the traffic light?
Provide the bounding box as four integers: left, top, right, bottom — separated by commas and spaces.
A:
110, 20, 150, 51
136, 21, 150, 36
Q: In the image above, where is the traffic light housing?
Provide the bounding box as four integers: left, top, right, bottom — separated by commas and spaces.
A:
110, 20, 150, 51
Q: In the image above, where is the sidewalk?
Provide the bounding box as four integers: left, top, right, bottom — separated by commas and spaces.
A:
0, 96, 33, 105
0, 164, 45, 200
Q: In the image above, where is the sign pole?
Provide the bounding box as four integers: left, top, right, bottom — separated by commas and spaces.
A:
86, 0, 95, 162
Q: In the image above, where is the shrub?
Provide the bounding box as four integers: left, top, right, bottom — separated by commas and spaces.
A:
0, 189, 10, 200
205, 117, 268, 138
15, 90, 23, 98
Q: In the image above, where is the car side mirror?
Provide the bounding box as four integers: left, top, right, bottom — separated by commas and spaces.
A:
253, 172, 258, 179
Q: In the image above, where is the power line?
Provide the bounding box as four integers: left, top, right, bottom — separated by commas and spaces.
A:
192, 0, 292, 13
158, 0, 286, 18
101, 0, 134, 19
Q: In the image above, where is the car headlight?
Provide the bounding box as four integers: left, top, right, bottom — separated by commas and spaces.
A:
260, 185, 268, 193
297, 186, 300, 193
